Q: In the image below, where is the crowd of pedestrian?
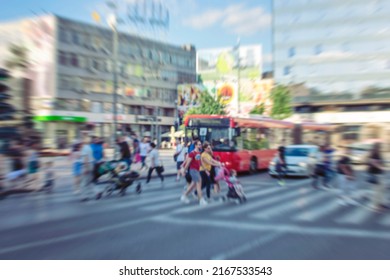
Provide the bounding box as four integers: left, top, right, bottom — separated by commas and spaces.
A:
0, 131, 164, 201
275, 141, 388, 213
0, 138, 55, 198
1, 131, 388, 213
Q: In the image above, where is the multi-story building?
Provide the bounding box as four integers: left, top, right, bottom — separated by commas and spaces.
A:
273, 0, 390, 147
0, 15, 196, 148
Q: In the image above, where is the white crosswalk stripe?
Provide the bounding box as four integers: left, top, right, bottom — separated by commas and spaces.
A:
335, 206, 374, 225
213, 186, 308, 217
251, 190, 328, 219
379, 215, 390, 226
2, 176, 390, 232
293, 199, 344, 222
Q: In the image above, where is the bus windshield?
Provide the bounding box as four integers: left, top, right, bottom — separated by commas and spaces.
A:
185, 127, 236, 151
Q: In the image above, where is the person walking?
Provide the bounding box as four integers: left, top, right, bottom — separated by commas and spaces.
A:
275, 139, 287, 186
90, 136, 105, 183
337, 147, 357, 205
80, 137, 96, 201
26, 141, 40, 190
312, 145, 327, 189
139, 137, 151, 170
174, 138, 187, 182
69, 141, 83, 194
180, 139, 207, 206
5, 139, 27, 188
41, 161, 55, 193
200, 142, 221, 201
366, 142, 386, 212
116, 136, 132, 168
323, 144, 336, 187
145, 142, 164, 187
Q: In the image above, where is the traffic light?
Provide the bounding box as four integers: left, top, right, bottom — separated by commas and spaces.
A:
0, 68, 15, 121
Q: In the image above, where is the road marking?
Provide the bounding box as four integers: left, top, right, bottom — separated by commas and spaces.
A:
251, 190, 327, 219
171, 199, 226, 214
379, 215, 390, 227
0, 216, 154, 256
151, 215, 390, 240
335, 206, 374, 225
211, 231, 285, 260
213, 185, 310, 217
293, 199, 343, 222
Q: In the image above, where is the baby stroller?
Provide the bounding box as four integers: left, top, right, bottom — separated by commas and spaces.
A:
215, 166, 247, 204
94, 160, 130, 184
100, 162, 142, 197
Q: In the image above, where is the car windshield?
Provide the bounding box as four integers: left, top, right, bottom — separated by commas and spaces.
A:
285, 147, 311, 157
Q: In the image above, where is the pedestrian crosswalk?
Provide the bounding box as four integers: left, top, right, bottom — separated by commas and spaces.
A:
1, 176, 390, 232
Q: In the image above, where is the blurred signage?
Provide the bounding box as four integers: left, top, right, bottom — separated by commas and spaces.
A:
34, 116, 86, 122
188, 118, 230, 127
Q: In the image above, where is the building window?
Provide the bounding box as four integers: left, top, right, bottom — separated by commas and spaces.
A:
59, 28, 68, 43
288, 47, 295, 57
92, 102, 102, 113
93, 60, 100, 71
283, 66, 291, 76
59, 51, 67, 65
314, 44, 322, 55
70, 54, 78, 67
72, 31, 79, 45
145, 107, 154, 115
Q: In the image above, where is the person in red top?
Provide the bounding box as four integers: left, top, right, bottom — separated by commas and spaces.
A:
180, 140, 207, 206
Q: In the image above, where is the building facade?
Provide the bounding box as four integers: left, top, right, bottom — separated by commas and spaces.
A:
273, 0, 390, 147
0, 15, 196, 148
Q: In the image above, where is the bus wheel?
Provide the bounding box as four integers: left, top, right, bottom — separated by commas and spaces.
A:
250, 158, 258, 174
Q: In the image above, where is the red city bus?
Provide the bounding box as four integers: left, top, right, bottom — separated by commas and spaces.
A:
183, 114, 332, 173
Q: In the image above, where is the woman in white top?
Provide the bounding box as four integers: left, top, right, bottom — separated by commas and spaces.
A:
139, 137, 151, 169
146, 142, 164, 187
174, 139, 187, 181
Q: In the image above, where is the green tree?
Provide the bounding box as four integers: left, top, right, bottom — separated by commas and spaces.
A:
185, 91, 226, 116
270, 85, 294, 120
249, 103, 266, 115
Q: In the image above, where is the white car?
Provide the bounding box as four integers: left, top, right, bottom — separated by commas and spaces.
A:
345, 143, 372, 164
269, 145, 319, 177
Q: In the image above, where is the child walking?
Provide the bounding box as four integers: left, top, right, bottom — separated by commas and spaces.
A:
41, 161, 55, 193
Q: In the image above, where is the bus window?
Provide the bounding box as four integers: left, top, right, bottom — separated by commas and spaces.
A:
239, 128, 270, 150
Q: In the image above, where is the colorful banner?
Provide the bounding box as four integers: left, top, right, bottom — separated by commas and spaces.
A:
203, 79, 273, 115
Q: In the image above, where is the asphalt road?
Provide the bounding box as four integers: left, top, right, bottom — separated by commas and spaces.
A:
1, 166, 390, 260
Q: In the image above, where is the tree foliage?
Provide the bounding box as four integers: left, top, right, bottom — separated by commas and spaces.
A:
270, 85, 294, 120
249, 103, 266, 115
185, 91, 226, 116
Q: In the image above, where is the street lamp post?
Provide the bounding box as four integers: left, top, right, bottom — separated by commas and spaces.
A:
234, 38, 241, 115
107, 3, 119, 150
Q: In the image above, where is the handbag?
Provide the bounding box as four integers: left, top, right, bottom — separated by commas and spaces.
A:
157, 165, 164, 173
367, 174, 379, 185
